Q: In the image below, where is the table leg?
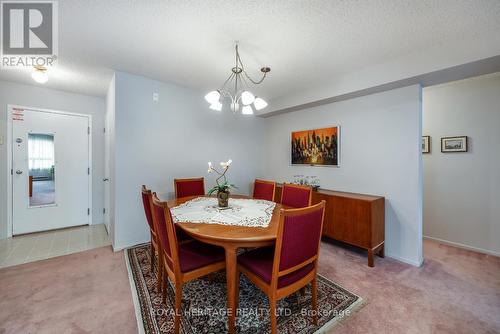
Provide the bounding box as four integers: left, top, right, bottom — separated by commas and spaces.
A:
225, 246, 237, 334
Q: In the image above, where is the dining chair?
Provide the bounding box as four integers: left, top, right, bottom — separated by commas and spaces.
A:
281, 183, 312, 208
236, 201, 326, 333
151, 193, 226, 334
253, 179, 277, 202
143, 186, 193, 295
141, 186, 161, 283
174, 177, 205, 198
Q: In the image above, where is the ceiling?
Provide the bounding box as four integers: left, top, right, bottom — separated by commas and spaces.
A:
1, 0, 499, 103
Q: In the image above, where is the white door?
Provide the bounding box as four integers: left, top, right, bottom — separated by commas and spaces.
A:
11, 107, 91, 235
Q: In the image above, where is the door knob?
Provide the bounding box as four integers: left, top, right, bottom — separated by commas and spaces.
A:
16, 170, 23, 175
103, 178, 109, 181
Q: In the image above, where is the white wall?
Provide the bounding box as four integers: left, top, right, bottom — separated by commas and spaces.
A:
423, 75, 500, 256
261, 85, 423, 266
105, 75, 116, 246
111, 71, 265, 250
0, 80, 106, 239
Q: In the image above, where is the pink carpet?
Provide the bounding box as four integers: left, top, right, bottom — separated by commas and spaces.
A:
0, 239, 499, 333
0, 246, 137, 334
319, 239, 500, 333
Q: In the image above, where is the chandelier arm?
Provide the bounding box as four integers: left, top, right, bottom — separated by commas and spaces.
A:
236, 47, 268, 85
243, 70, 267, 85
239, 73, 252, 92
220, 71, 235, 90
219, 88, 234, 102
234, 72, 239, 99
234, 45, 241, 95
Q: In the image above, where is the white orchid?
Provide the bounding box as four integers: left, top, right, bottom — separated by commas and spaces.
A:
206, 159, 236, 195
219, 159, 232, 169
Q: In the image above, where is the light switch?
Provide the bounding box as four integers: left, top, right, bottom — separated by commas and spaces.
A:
153, 92, 159, 102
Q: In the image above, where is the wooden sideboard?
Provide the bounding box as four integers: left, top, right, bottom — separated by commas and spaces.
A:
275, 185, 385, 267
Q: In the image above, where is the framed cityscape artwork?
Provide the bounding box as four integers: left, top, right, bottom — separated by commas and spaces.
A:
291, 126, 339, 166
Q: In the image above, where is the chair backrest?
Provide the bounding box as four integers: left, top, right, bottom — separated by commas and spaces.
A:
174, 177, 205, 198
281, 183, 312, 208
272, 201, 326, 287
253, 179, 276, 201
151, 193, 179, 273
141, 185, 156, 236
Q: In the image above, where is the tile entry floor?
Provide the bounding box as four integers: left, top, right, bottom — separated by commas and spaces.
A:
0, 224, 111, 268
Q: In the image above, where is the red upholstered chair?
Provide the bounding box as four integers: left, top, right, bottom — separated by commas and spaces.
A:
174, 177, 205, 198
151, 193, 225, 334
141, 186, 162, 289
253, 179, 277, 201
281, 183, 312, 208
236, 201, 326, 334
143, 185, 191, 292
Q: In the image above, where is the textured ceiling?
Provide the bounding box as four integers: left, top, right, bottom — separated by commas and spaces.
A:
0, 0, 499, 99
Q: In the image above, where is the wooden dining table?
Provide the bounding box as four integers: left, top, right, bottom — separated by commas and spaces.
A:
167, 195, 285, 334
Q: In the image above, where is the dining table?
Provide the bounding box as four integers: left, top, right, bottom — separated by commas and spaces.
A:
167, 194, 286, 334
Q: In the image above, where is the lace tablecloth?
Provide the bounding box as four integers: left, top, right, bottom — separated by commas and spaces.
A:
170, 197, 276, 228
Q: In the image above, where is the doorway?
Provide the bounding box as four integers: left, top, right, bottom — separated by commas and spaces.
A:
422, 74, 500, 257
8, 106, 92, 235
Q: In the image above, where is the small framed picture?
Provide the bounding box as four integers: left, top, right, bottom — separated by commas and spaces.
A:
441, 136, 468, 153
422, 136, 430, 154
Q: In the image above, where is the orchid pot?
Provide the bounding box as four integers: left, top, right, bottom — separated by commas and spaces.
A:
217, 189, 230, 208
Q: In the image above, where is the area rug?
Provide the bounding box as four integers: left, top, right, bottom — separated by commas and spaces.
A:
125, 243, 363, 334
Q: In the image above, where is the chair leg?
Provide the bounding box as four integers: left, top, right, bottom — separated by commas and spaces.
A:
162, 269, 168, 304
311, 278, 318, 325
150, 244, 155, 274
174, 283, 183, 334
269, 297, 277, 334
157, 257, 163, 293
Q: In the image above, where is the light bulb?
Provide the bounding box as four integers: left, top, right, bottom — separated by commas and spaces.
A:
32, 67, 48, 84
209, 101, 222, 111
253, 97, 268, 110
241, 91, 255, 105
204, 90, 220, 104
242, 105, 253, 115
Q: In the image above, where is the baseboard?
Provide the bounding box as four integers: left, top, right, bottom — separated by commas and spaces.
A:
424, 235, 500, 257
112, 238, 150, 252
385, 252, 424, 267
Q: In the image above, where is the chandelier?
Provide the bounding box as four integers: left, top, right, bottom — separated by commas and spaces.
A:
204, 44, 270, 114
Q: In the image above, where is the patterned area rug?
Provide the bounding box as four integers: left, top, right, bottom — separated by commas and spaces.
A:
125, 244, 363, 334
